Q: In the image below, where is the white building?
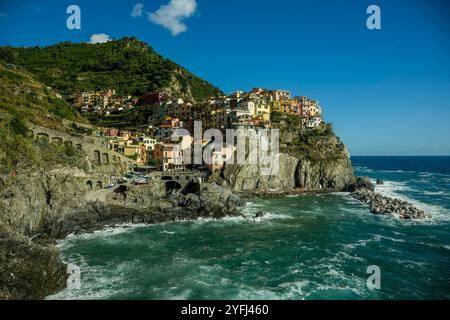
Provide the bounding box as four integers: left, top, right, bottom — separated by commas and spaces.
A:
306, 117, 322, 129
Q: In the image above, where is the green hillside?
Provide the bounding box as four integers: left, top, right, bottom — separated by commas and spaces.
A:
0, 37, 223, 102
0, 64, 87, 174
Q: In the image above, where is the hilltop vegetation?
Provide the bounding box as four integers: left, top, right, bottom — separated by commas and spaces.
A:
0, 37, 223, 102
271, 112, 347, 162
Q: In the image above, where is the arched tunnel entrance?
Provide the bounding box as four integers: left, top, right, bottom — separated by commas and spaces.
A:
102, 153, 109, 164
94, 150, 101, 164
181, 181, 200, 195
165, 180, 181, 193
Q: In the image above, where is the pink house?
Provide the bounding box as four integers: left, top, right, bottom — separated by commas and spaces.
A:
106, 128, 119, 137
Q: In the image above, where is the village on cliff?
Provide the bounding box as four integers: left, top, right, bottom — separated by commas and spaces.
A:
72, 88, 324, 174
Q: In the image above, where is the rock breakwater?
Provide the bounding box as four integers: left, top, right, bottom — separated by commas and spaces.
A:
351, 188, 431, 220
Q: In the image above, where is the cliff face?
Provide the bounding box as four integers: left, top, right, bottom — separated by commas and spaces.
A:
295, 155, 356, 191
221, 152, 355, 193
0, 167, 243, 299
220, 115, 356, 193
222, 153, 299, 192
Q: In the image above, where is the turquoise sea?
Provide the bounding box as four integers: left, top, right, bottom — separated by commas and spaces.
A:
48, 156, 450, 300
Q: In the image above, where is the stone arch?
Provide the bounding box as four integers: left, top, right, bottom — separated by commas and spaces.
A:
96, 181, 103, 189
94, 150, 101, 164
36, 133, 49, 141
102, 153, 109, 164
165, 180, 182, 192
86, 180, 93, 190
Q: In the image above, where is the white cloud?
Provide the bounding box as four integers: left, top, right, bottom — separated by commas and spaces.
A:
88, 33, 112, 44
131, 3, 144, 18
148, 0, 197, 36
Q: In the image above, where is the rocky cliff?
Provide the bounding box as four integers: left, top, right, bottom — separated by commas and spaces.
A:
0, 167, 243, 299
221, 152, 355, 193
219, 115, 356, 193
0, 225, 67, 300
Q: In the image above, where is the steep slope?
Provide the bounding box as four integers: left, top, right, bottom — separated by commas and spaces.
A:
0, 63, 89, 175
0, 63, 86, 127
0, 37, 223, 102
220, 113, 356, 192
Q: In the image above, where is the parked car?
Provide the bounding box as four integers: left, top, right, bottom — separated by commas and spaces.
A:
118, 178, 128, 184
134, 178, 148, 186
114, 185, 128, 193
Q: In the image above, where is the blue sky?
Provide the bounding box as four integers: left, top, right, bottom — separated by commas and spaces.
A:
0, 0, 449, 155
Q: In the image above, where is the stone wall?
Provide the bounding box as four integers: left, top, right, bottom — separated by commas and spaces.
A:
29, 124, 138, 171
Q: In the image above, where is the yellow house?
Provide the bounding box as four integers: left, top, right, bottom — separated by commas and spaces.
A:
254, 99, 271, 117
123, 145, 141, 158
271, 100, 281, 113
309, 101, 321, 117
124, 144, 147, 164
254, 113, 271, 122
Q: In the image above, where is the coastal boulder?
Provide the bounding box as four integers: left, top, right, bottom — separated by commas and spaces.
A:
0, 225, 68, 300
172, 182, 244, 217
348, 176, 375, 192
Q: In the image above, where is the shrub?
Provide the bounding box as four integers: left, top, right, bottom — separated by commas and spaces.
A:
0, 128, 38, 174
8, 113, 28, 136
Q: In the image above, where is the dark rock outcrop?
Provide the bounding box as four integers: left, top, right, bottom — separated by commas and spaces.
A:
0, 225, 68, 300
347, 176, 375, 192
